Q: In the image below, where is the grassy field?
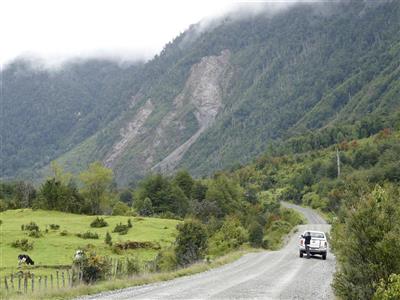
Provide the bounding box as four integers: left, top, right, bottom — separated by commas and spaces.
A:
0, 209, 180, 277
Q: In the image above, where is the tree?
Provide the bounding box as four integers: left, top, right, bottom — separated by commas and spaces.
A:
175, 219, 208, 266
105, 232, 112, 246
173, 170, 194, 198
136, 174, 188, 217
332, 185, 400, 300
79, 162, 113, 214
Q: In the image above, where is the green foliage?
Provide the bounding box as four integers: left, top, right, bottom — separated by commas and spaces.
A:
104, 232, 112, 246
49, 224, 60, 230
208, 216, 248, 256
60, 230, 68, 236
11, 239, 34, 251
79, 162, 113, 215
76, 231, 99, 239
248, 222, 264, 248
332, 185, 400, 300
90, 217, 108, 228
22, 221, 39, 232
80, 252, 112, 283
135, 174, 188, 217
126, 256, 141, 275
175, 219, 208, 266
374, 274, 400, 300
112, 201, 130, 216
155, 247, 178, 272
112, 222, 130, 235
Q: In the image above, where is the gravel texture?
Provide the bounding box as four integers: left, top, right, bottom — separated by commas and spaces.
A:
78, 203, 335, 300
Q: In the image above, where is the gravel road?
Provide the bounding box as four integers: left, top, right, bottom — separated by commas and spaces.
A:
79, 203, 335, 300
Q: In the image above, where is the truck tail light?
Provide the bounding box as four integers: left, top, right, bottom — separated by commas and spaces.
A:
300, 240, 304, 246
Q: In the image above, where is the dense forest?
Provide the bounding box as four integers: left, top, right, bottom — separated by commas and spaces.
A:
2, 1, 399, 184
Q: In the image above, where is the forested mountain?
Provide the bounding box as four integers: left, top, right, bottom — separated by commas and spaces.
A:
2, 1, 400, 185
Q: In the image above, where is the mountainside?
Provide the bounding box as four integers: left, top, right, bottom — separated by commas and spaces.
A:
2, 1, 400, 185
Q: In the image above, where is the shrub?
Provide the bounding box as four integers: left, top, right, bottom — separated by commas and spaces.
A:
112, 201, 130, 216
373, 274, 400, 300
113, 223, 129, 235
60, 230, 68, 236
90, 217, 108, 228
76, 231, 99, 239
22, 221, 39, 232
127, 218, 132, 228
105, 232, 112, 246
113, 241, 161, 251
0, 220, 2, 226
175, 219, 208, 266
80, 252, 111, 283
11, 239, 34, 251
28, 230, 42, 238
249, 222, 264, 247
49, 224, 60, 230
208, 217, 248, 256
155, 247, 177, 272
126, 257, 141, 275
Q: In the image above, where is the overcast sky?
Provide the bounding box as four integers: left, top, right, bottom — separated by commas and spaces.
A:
1, 0, 240, 66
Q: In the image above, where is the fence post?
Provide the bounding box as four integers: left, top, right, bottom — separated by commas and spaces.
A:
24, 274, 28, 293
51, 274, 54, 289
31, 274, 35, 293
38, 276, 42, 291
10, 273, 14, 290
18, 275, 21, 292
45, 275, 48, 290
56, 271, 59, 289
4, 276, 9, 292
62, 272, 65, 288
68, 270, 71, 287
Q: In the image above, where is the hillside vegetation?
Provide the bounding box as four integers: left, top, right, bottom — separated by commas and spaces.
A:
2, 1, 399, 184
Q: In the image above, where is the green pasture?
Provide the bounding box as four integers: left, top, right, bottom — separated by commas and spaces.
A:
0, 209, 180, 277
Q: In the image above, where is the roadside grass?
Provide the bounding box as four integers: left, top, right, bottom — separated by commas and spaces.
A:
0, 209, 180, 277
2, 248, 255, 300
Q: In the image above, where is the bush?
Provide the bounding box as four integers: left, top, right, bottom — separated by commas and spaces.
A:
76, 231, 99, 239
0, 220, 2, 226
127, 218, 132, 228
374, 274, 400, 300
113, 241, 161, 251
49, 224, 60, 230
28, 230, 42, 238
90, 217, 108, 228
112, 201, 130, 216
249, 222, 264, 247
80, 252, 111, 283
113, 222, 130, 235
22, 221, 39, 232
332, 186, 400, 300
60, 230, 68, 236
11, 239, 34, 251
175, 219, 208, 266
126, 257, 141, 275
105, 232, 112, 246
208, 217, 248, 256
155, 248, 177, 271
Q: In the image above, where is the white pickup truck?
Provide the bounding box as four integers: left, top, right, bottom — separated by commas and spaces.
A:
299, 230, 328, 260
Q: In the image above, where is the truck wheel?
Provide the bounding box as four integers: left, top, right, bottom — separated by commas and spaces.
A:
299, 251, 303, 258
322, 253, 327, 260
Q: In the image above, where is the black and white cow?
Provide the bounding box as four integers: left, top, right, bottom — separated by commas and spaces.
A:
18, 254, 34, 265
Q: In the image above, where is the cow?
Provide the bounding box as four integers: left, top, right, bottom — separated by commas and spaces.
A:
18, 254, 34, 266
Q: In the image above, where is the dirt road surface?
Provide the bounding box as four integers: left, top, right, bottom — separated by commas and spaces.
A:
79, 203, 335, 299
